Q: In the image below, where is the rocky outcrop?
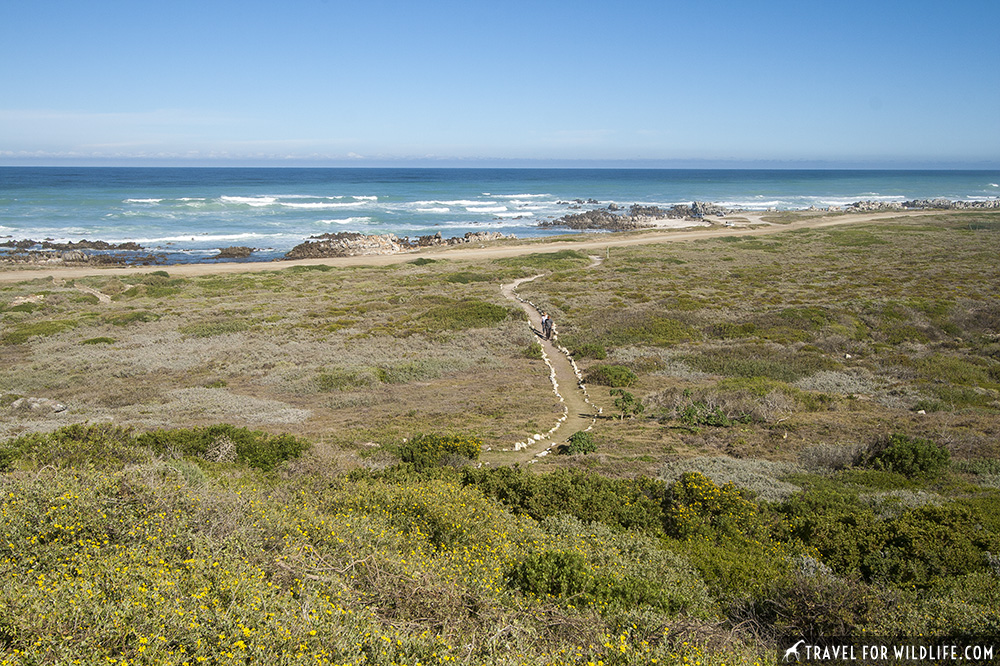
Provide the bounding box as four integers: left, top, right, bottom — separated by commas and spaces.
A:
212, 246, 255, 259
410, 231, 511, 247
846, 199, 1000, 213
0, 238, 162, 265
541, 202, 731, 230
844, 201, 904, 213
285, 232, 404, 258
284, 231, 512, 259
0, 239, 143, 252
903, 198, 1000, 210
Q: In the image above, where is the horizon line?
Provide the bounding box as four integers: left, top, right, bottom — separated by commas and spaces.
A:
3, 157, 999, 170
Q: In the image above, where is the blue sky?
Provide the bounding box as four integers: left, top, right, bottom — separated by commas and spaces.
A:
2, 0, 998, 166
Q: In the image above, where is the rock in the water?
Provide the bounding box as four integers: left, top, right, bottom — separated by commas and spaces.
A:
213, 246, 254, 259
285, 232, 404, 258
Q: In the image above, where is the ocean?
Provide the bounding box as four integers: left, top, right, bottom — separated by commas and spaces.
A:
2, 167, 998, 263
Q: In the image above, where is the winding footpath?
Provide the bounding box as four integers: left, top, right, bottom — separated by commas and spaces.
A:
498, 258, 601, 462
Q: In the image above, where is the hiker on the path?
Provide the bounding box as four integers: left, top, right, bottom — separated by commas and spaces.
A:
541, 312, 553, 340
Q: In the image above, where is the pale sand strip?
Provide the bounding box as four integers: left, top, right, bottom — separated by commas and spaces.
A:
0, 210, 937, 283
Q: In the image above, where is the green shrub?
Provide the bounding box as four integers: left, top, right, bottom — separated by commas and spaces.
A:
1, 319, 78, 345
179, 318, 252, 338
509, 518, 714, 615
496, 250, 589, 270
462, 466, 668, 534
507, 550, 591, 598
316, 367, 378, 391
137, 424, 309, 471
416, 299, 511, 331
104, 310, 161, 326
573, 342, 607, 359
0, 445, 18, 472
664, 472, 764, 541
3, 423, 147, 469
686, 345, 838, 382
563, 431, 598, 455
585, 364, 637, 387
862, 433, 950, 479
710, 322, 758, 339
610, 388, 645, 419
81, 336, 116, 345
524, 341, 543, 359
675, 401, 750, 427
398, 433, 481, 471
444, 271, 492, 284
603, 315, 699, 347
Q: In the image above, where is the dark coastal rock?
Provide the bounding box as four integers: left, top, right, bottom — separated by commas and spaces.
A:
541, 201, 732, 231
284, 231, 512, 259
285, 232, 404, 258
213, 246, 255, 259
410, 231, 510, 247
902, 198, 1000, 210
845, 199, 1000, 213
0, 239, 144, 252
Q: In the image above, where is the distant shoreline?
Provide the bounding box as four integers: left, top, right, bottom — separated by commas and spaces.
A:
2, 197, 996, 272
0, 209, 949, 283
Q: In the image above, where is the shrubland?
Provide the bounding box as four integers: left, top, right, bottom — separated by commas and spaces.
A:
2, 211, 1000, 663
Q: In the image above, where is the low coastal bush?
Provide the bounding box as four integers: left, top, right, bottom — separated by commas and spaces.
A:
496, 249, 589, 271
860, 433, 950, 479
611, 388, 645, 419
585, 364, 637, 387
573, 342, 607, 359
398, 433, 482, 470
137, 424, 309, 471
178, 318, 253, 338
2, 423, 148, 469
675, 401, 751, 427
81, 336, 116, 345
0, 319, 78, 345
664, 472, 764, 541
562, 430, 598, 455
415, 298, 513, 332
462, 466, 668, 534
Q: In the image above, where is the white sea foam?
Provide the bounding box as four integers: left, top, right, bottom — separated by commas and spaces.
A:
466, 206, 507, 213
417, 207, 450, 213
280, 201, 366, 210
494, 211, 534, 218
415, 199, 493, 207
318, 217, 373, 225
220, 195, 278, 207
990, 183, 999, 188
124, 198, 163, 204
276, 194, 344, 200
118, 232, 284, 244
352, 195, 378, 201
493, 193, 550, 199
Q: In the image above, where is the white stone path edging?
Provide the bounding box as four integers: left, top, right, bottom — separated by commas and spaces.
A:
500, 272, 600, 459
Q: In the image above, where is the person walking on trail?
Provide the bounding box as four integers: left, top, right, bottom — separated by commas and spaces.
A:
540, 312, 553, 340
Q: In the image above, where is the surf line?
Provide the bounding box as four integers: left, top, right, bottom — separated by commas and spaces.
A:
500, 273, 599, 458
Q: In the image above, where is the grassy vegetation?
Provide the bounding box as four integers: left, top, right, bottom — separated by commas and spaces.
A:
2, 425, 997, 663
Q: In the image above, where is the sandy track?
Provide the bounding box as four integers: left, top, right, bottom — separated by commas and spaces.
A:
0, 210, 937, 284
500, 271, 598, 462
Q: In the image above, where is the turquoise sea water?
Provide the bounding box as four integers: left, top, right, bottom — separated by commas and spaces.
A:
1, 167, 998, 263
